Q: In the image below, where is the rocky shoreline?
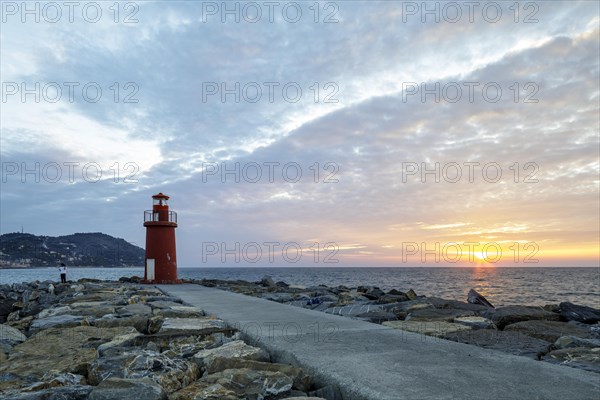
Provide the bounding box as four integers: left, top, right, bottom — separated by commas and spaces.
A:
1, 277, 599, 400
190, 276, 600, 374
0, 279, 334, 399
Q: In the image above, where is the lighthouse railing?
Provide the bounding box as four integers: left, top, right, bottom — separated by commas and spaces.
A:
144, 210, 177, 223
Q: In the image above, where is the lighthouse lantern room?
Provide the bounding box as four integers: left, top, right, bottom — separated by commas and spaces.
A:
142, 192, 181, 284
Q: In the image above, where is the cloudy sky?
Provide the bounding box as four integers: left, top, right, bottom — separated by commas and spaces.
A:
1, 1, 598, 267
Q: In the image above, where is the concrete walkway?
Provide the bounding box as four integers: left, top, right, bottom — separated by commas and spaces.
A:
159, 284, 600, 400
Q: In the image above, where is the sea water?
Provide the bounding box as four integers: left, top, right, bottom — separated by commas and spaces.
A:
1, 267, 598, 308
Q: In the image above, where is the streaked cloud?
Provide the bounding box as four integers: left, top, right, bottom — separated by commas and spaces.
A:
1, 1, 598, 267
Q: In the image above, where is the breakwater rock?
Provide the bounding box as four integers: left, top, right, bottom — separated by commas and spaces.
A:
0, 279, 331, 399
190, 277, 600, 374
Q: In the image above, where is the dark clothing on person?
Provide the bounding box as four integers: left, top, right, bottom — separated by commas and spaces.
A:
59, 264, 67, 283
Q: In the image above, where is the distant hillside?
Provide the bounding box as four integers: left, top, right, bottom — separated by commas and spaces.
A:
0, 232, 144, 268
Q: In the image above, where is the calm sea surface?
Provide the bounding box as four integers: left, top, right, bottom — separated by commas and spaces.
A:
1, 267, 598, 308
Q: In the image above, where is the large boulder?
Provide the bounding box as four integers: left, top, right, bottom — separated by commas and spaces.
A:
355, 310, 397, 323
443, 330, 551, 359
169, 383, 238, 400
467, 289, 494, 308
96, 331, 143, 356
362, 287, 385, 300
5, 316, 33, 332
504, 320, 594, 342
170, 368, 293, 400
29, 314, 83, 333
406, 308, 476, 322
377, 293, 409, 304
2, 385, 92, 399
161, 335, 218, 359
453, 316, 495, 330
67, 302, 116, 317
93, 315, 149, 333
88, 378, 167, 400
320, 300, 433, 317
36, 306, 72, 319
554, 335, 600, 349
259, 276, 277, 287
129, 328, 229, 353
152, 306, 205, 318
13, 302, 44, 319
10, 372, 86, 392
88, 349, 199, 393
127, 351, 199, 392
193, 340, 269, 371
405, 289, 418, 300
260, 293, 295, 303
383, 320, 472, 337
0, 324, 27, 343
481, 306, 560, 330
323, 304, 385, 318
0, 324, 25, 360
159, 317, 229, 336
335, 291, 370, 306
427, 297, 488, 312
87, 352, 136, 385
203, 358, 311, 391
543, 347, 600, 373
426, 297, 488, 311
0, 298, 15, 322
140, 295, 183, 303
36, 293, 58, 309
62, 292, 120, 304
116, 303, 152, 316
146, 316, 164, 334
22, 290, 40, 303
558, 302, 600, 324
403, 302, 434, 312
0, 326, 137, 385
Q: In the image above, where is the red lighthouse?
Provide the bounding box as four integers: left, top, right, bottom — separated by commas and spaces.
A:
143, 193, 181, 284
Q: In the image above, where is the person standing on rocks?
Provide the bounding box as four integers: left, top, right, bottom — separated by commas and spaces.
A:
58, 263, 67, 283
